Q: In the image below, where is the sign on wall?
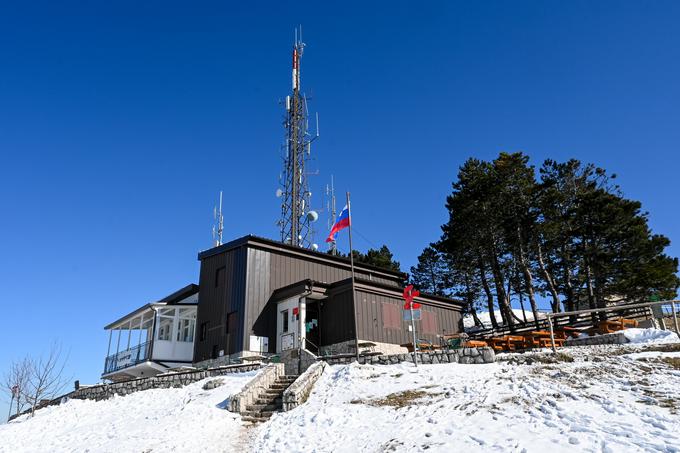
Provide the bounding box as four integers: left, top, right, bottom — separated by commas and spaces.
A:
281, 333, 295, 351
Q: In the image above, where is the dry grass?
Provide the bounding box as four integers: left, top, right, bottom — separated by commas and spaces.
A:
350, 389, 442, 408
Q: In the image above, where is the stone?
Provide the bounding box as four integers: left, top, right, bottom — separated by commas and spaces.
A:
481, 348, 495, 363
459, 356, 472, 364
431, 354, 440, 364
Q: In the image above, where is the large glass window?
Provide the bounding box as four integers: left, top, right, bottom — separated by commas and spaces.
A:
176, 307, 196, 343
157, 308, 176, 341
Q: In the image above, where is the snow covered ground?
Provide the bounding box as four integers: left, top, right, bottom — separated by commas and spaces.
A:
2, 331, 680, 453
255, 339, 680, 452
0, 371, 259, 453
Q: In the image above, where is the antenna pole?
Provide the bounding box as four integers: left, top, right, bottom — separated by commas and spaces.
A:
347, 192, 360, 362
213, 191, 224, 247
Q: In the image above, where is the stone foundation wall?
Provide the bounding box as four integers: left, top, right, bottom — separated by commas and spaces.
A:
565, 332, 629, 347
283, 361, 327, 411
323, 347, 495, 366
228, 363, 284, 413
65, 363, 262, 403
319, 340, 409, 356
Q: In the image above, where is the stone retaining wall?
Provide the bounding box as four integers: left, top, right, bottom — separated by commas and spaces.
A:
323, 347, 495, 366
565, 332, 629, 347
227, 363, 284, 413
283, 361, 327, 411
66, 363, 262, 403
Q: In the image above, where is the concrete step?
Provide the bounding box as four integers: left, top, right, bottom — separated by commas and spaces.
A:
246, 403, 280, 412
255, 397, 282, 405
242, 415, 270, 423
269, 384, 290, 390
242, 410, 275, 418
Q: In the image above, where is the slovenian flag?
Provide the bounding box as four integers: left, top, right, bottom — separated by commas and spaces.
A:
326, 205, 350, 243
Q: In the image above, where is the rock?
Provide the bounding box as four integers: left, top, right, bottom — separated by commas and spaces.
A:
481, 348, 495, 363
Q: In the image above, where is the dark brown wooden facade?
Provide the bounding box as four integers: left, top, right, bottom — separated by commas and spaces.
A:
193, 235, 464, 362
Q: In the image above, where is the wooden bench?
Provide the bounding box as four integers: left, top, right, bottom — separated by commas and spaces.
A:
465, 340, 488, 348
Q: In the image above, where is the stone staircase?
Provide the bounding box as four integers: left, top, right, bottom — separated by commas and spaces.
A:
241, 374, 298, 423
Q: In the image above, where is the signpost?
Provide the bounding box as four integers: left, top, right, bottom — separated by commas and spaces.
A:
403, 285, 420, 367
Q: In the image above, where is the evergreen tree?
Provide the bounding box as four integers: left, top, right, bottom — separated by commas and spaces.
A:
410, 246, 450, 296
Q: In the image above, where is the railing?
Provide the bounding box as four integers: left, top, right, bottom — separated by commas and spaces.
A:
104, 341, 152, 375
467, 304, 655, 340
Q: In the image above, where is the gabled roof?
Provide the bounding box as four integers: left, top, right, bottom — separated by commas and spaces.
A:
156, 283, 199, 305
197, 234, 407, 282
104, 283, 199, 330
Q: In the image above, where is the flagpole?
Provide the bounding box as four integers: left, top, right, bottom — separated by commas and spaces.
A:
347, 192, 360, 362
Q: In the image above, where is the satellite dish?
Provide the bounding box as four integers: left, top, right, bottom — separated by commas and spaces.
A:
311, 243, 319, 251
306, 210, 319, 222
275, 188, 283, 198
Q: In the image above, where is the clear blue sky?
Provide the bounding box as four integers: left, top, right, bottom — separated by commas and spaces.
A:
1, 1, 679, 415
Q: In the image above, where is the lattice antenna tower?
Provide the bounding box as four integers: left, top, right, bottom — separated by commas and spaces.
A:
277, 26, 320, 248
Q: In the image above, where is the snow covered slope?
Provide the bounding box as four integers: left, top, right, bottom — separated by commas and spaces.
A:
254, 343, 680, 452
2, 333, 679, 452
0, 371, 259, 453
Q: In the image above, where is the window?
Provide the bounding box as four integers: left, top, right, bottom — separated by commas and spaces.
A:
215, 266, 226, 288
200, 322, 208, 341
226, 311, 237, 334
156, 308, 176, 341
176, 307, 196, 342
281, 310, 289, 333
421, 310, 439, 335
382, 303, 400, 330
177, 318, 195, 342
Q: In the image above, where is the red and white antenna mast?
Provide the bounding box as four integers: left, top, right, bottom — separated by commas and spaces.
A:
277, 26, 320, 249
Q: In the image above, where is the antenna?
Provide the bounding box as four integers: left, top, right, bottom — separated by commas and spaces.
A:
277, 26, 321, 249
327, 175, 337, 255
213, 191, 224, 247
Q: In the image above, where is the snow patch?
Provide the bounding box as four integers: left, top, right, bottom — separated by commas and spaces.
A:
623, 328, 680, 345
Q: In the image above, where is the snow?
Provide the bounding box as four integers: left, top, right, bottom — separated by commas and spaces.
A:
0, 371, 259, 453
623, 328, 680, 344
464, 308, 547, 330
254, 345, 680, 452
2, 330, 680, 452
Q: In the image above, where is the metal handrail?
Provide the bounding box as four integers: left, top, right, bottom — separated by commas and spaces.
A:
104, 341, 152, 374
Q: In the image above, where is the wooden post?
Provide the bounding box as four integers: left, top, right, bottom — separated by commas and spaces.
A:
548, 315, 557, 353
672, 301, 680, 339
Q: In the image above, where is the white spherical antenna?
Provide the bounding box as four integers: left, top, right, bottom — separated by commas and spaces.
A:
275, 188, 283, 198
312, 243, 319, 251
306, 210, 319, 222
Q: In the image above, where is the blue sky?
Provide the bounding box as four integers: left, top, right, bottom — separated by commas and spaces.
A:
1, 1, 679, 416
